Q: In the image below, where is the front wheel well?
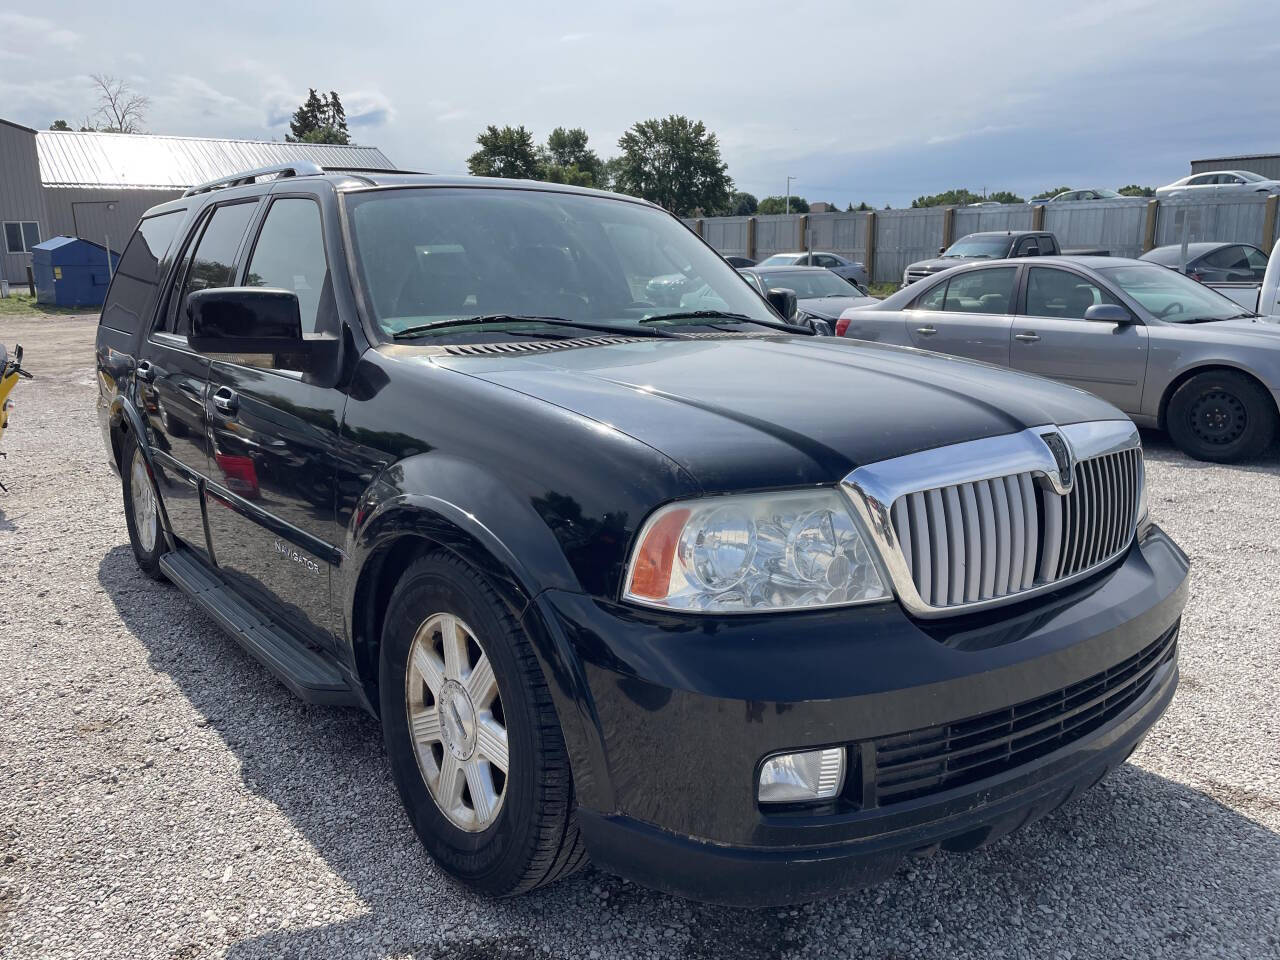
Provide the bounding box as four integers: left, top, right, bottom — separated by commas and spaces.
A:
1157, 365, 1279, 430
351, 534, 437, 715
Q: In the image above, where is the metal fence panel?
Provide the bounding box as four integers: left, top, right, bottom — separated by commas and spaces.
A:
953, 206, 1034, 237
754, 215, 804, 259
1154, 196, 1269, 249
873, 209, 945, 283
805, 212, 870, 265
700, 216, 750, 257
1043, 198, 1149, 258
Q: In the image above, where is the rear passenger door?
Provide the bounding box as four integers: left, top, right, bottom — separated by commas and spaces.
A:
1010, 265, 1148, 413
203, 187, 346, 649
137, 198, 259, 562
903, 266, 1018, 366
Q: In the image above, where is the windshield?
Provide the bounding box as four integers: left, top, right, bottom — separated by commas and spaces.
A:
1097, 263, 1250, 321
344, 187, 775, 338
1239, 171, 1267, 183
755, 270, 858, 298
757, 254, 803, 266
941, 236, 1011, 258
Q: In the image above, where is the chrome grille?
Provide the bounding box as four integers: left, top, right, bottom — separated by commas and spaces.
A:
886, 447, 1142, 610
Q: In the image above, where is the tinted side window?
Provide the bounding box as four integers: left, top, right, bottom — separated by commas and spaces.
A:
100, 211, 185, 335
1025, 267, 1121, 320
166, 201, 256, 335
944, 267, 1016, 314
243, 199, 332, 335
1202, 246, 1250, 271
1245, 247, 1268, 278
1039, 235, 1059, 254
1014, 237, 1039, 256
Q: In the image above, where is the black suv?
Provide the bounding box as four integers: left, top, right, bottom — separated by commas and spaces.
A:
96, 165, 1189, 905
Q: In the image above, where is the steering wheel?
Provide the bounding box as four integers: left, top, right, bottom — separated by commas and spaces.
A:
1156, 302, 1184, 319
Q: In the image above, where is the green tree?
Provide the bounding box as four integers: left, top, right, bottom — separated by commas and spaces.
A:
846, 201, 872, 212
1118, 184, 1156, 197
720, 191, 757, 216
912, 188, 981, 208
542, 127, 604, 186
48, 119, 72, 131
757, 195, 809, 214
287, 88, 350, 144
614, 115, 731, 216
986, 190, 1025, 204
1032, 186, 1073, 200
467, 125, 543, 179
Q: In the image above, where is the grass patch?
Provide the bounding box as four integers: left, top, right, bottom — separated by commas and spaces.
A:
0, 292, 93, 318
866, 282, 899, 299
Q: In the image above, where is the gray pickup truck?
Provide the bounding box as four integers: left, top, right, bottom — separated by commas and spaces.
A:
902, 231, 1063, 287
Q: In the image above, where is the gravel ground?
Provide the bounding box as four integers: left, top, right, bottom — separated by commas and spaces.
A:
1, 313, 1278, 960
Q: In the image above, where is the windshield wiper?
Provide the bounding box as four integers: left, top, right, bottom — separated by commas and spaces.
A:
393, 314, 678, 340
1176, 313, 1255, 324
638, 311, 814, 335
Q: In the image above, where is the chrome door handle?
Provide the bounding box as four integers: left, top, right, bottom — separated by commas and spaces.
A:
135, 360, 155, 383
915, 325, 938, 336
211, 386, 239, 415
1014, 332, 1041, 343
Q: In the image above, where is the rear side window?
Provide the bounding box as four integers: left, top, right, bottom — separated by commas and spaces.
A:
99, 211, 185, 335
944, 267, 1017, 314
243, 198, 332, 335
1039, 235, 1058, 254
164, 201, 257, 336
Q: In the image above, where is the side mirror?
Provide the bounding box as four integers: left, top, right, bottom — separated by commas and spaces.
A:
1083, 303, 1133, 324
765, 287, 798, 320
188, 288, 329, 369
938, 246, 946, 255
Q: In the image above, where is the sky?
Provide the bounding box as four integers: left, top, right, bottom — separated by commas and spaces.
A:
2, 0, 1279, 209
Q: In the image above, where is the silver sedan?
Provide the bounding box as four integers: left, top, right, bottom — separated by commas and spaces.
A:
1156, 169, 1280, 198
837, 256, 1280, 462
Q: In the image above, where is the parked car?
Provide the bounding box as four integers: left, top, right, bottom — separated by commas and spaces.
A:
902, 231, 1061, 286
1156, 170, 1280, 199
839, 256, 1280, 461
1042, 188, 1124, 203
738, 265, 877, 332
1140, 242, 1267, 283
755, 251, 868, 286
96, 167, 1188, 906
1142, 242, 1280, 315
723, 255, 756, 268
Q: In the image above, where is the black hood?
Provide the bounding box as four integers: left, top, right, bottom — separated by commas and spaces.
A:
434, 335, 1125, 492
797, 295, 881, 319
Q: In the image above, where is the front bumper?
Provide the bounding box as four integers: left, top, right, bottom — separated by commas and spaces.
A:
532, 524, 1189, 905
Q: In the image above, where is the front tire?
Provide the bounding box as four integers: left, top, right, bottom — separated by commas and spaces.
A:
379, 552, 587, 896
120, 430, 165, 579
1166, 370, 1277, 462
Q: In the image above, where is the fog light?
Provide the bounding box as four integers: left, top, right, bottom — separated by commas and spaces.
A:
757, 748, 845, 803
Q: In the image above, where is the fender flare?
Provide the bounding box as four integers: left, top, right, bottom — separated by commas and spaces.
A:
107, 394, 176, 549
343, 452, 608, 805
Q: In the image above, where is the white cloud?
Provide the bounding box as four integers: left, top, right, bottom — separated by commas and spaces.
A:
0, 13, 80, 49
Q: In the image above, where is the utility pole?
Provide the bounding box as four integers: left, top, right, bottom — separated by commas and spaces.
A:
785, 176, 795, 215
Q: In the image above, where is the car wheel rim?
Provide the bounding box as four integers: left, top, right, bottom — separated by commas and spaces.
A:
1189, 390, 1247, 446
129, 449, 158, 554
405, 612, 509, 832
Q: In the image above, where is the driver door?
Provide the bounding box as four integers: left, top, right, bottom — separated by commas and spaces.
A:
1010, 266, 1149, 413
903, 266, 1018, 366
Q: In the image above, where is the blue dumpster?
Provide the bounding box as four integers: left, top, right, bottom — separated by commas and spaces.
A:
31, 236, 120, 308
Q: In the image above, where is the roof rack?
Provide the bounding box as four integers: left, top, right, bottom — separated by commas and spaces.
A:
182, 161, 325, 197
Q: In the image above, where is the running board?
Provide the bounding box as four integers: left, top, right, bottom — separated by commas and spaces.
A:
159, 548, 358, 706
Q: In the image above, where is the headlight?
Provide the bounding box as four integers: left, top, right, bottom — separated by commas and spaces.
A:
623, 489, 891, 612
902, 269, 911, 284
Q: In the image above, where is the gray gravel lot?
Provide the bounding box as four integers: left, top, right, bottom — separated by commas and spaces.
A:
1, 313, 1278, 960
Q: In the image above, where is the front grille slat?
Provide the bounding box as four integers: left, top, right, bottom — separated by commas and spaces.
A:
868, 622, 1178, 806
889, 446, 1142, 611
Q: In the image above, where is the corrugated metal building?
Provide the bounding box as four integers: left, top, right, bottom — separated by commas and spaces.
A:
0, 118, 395, 284
1190, 153, 1280, 179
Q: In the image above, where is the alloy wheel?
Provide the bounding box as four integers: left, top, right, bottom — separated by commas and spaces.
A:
405, 612, 509, 832
129, 448, 158, 553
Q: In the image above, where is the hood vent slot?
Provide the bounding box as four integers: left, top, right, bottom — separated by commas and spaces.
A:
442, 336, 651, 357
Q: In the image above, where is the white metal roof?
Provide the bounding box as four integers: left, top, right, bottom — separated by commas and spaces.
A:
36, 130, 394, 189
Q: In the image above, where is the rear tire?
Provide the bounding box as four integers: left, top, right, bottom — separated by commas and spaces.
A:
1166, 370, 1277, 462
379, 552, 587, 896
120, 430, 165, 580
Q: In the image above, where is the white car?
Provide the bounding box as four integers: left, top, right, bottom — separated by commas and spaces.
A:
1156, 170, 1280, 199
